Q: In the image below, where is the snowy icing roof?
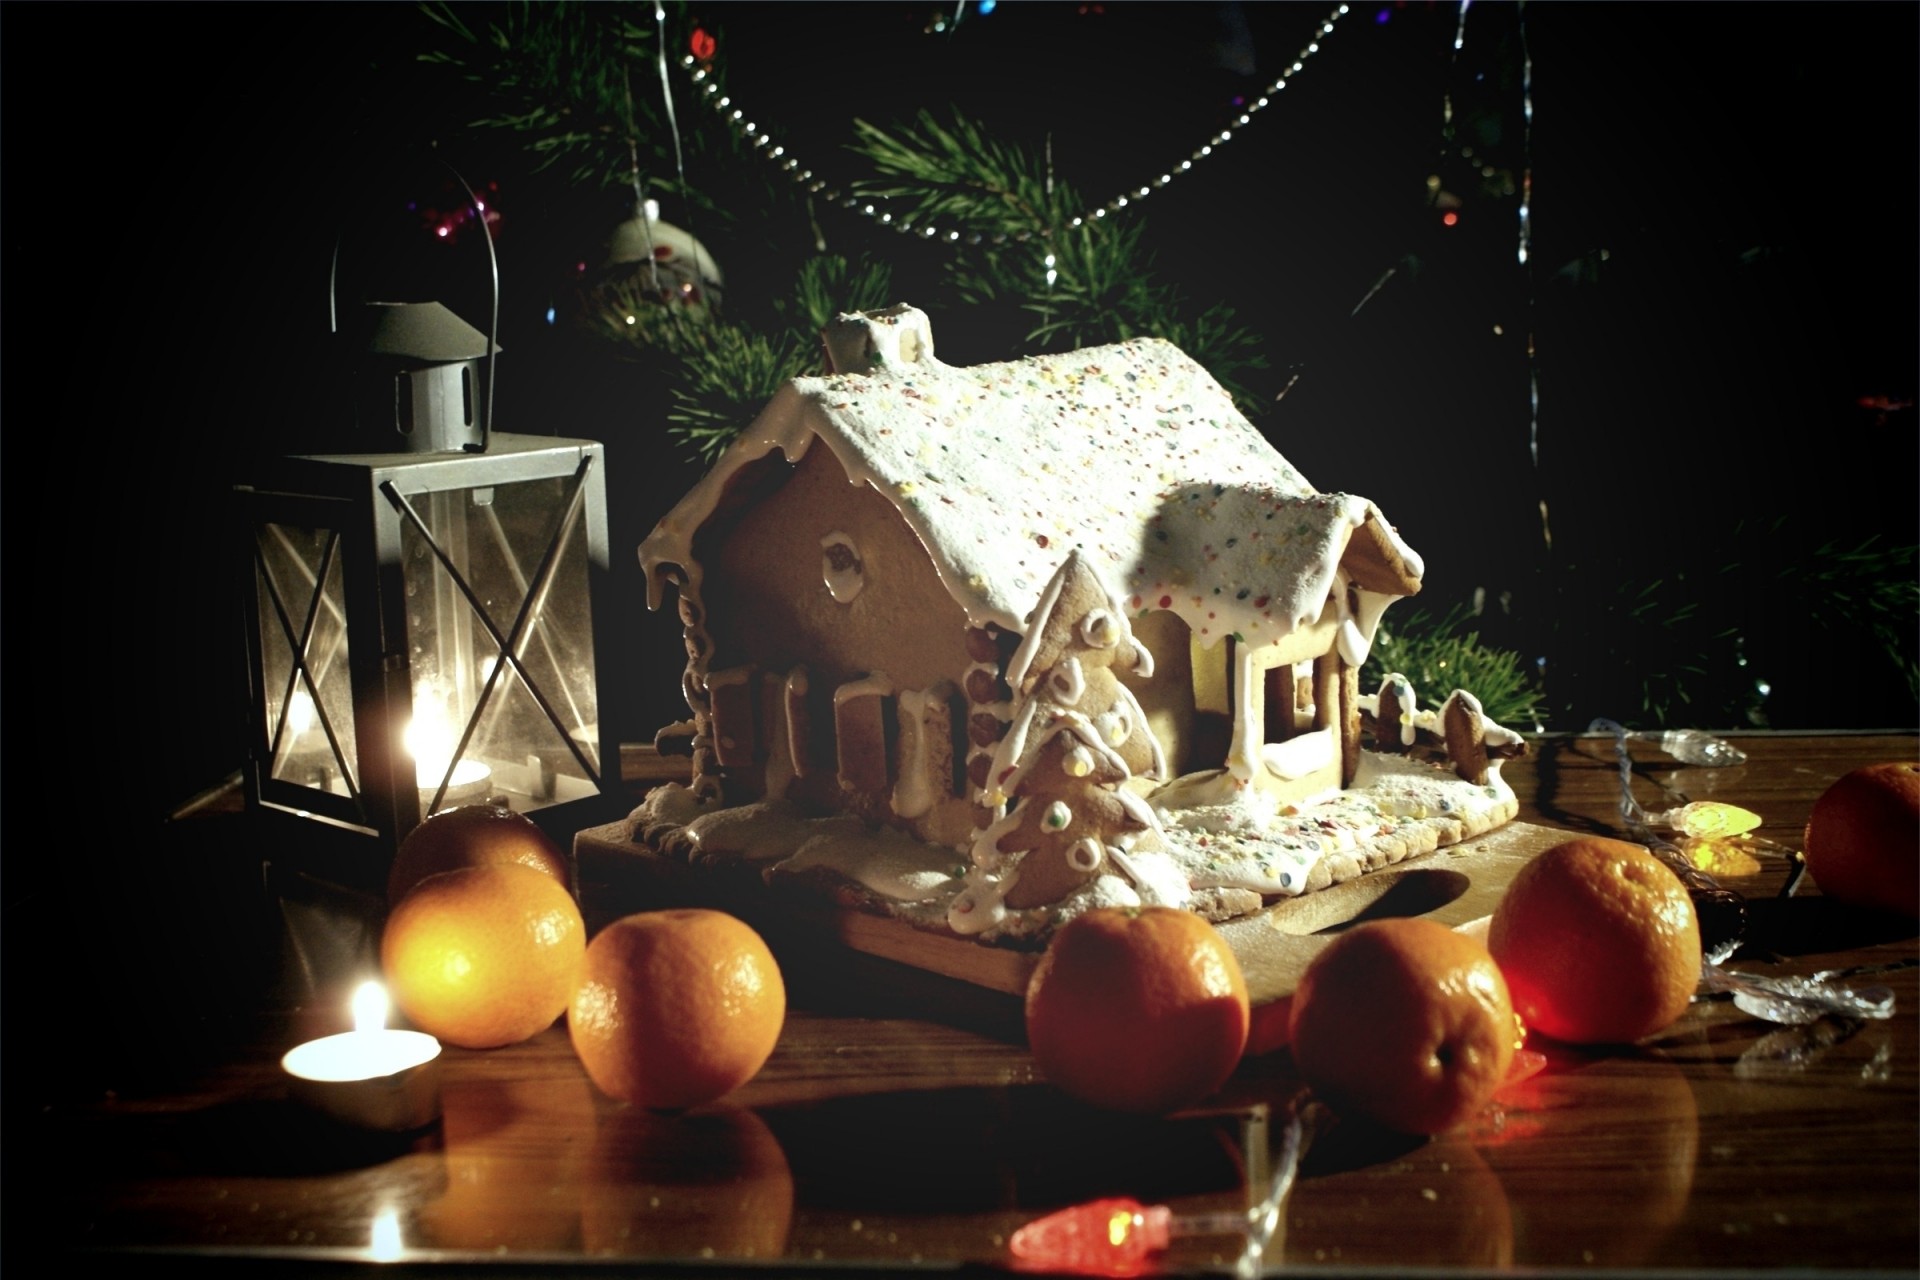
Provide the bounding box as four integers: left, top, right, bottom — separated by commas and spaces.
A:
641, 315, 1423, 650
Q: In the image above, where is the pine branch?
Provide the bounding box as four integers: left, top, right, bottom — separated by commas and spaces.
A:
416, 1, 682, 191
663, 322, 815, 462
787, 255, 897, 332
1363, 604, 1544, 731
849, 111, 1062, 237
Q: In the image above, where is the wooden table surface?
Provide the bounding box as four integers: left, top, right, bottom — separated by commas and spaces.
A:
16, 732, 1918, 1277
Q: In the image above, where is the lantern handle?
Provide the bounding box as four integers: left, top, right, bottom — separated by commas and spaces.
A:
327, 159, 501, 454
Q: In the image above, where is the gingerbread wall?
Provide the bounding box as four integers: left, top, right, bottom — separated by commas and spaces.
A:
695, 443, 976, 691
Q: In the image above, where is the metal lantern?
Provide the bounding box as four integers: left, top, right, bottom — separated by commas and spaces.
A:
236, 192, 615, 886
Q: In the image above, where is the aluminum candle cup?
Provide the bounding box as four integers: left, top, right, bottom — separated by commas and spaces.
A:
282, 1028, 443, 1131
282, 983, 442, 1131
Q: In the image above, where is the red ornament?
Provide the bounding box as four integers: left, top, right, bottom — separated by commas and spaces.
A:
1009, 1197, 1172, 1276
689, 26, 716, 61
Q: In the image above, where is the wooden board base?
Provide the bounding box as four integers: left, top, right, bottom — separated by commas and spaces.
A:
574, 818, 1574, 1009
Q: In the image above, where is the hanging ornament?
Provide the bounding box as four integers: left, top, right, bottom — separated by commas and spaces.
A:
603, 199, 722, 300
568, 199, 723, 343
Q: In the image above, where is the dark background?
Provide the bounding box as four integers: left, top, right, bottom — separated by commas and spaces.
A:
12, 3, 1914, 816
1, 1, 1914, 988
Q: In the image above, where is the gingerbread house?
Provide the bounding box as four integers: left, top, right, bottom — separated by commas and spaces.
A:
639, 305, 1427, 856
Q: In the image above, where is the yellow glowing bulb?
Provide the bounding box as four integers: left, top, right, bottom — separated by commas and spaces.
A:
1673, 801, 1763, 840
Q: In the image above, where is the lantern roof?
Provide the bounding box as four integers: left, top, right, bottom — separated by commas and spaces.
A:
359, 301, 499, 363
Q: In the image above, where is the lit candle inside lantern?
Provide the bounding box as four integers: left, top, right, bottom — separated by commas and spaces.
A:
405, 694, 493, 803
288, 689, 317, 737
282, 981, 443, 1131
282, 690, 332, 784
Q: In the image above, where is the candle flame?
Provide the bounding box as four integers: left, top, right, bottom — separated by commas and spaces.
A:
351, 981, 390, 1033
288, 689, 317, 736
404, 697, 458, 787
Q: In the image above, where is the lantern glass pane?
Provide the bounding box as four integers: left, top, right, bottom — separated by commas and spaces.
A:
399, 474, 600, 816
254, 523, 357, 795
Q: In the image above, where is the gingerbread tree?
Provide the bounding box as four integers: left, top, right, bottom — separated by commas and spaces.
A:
995, 549, 1166, 789
974, 713, 1163, 910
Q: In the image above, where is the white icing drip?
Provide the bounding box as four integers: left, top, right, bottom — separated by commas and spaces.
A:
1336, 617, 1370, 669
1224, 643, 1265, 783
1128, 637, 1155, 680
834, 671, 895, 706
1004, 562, 1072, 694
822, 304, 937, 375
1261, 727, 1335, 780
1107, 847, 1193, 910
1356, 687, 1527, 753
1109, 681, 1166, 780
981, 698, 1042, 809
1046, 656, 1087, 706
1064, 742, 1095, 777
835, 671, 896, 795
629, 781, 717, 829
891, 685, 947, 820
969, 804, 1023, 871
1003, 712, 1129, 810
681, 802, 856, 864
1483, 720, 1524, 748
1444, 688, 1484, 730
785, 667, 811, 776
638, 330, 1422, 650
782, 825, 960, 902
1093, 704, 1130, 750
1154, 775, 1283, 831
1080, 610, 1119, 649
948, 864, 1013, 935
820, 531, 864, 603
1113, 786, 1168, 842
1349, 586, 1399, 659
1383, 674, 1417, 745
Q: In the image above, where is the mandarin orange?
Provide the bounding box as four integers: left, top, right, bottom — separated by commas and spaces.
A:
388, 804, 570, 906
1803, 762, 1920, 917
1487, 836, 1700, 1045
569, 910, 786, 1111
1024, 905, 1250, 1115
1287, 917, 1516, 1135
382, 864, 586, 1049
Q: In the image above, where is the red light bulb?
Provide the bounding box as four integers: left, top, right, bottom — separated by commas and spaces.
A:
1009, 1197, 1173, 1275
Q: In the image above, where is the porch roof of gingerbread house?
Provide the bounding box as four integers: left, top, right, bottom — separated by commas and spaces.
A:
641, 330, 1424, 660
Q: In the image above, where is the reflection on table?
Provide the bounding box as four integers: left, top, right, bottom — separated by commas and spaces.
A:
20, 732, 1919, 1274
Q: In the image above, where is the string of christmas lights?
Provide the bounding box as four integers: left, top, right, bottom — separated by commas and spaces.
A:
677, 3, 1351, 246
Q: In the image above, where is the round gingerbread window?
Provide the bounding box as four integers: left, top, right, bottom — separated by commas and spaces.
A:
821, 532, 864, 603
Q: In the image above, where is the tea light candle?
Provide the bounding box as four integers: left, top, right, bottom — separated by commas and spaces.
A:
282, 982, 442, 1131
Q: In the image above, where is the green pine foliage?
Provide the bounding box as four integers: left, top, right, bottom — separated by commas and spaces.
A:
848, 111, 1268, 402
1531, 526, 1918, 731
416, 5, 1268, 455
1776, 533, 1918, 706
1362, 604, 1544, 731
